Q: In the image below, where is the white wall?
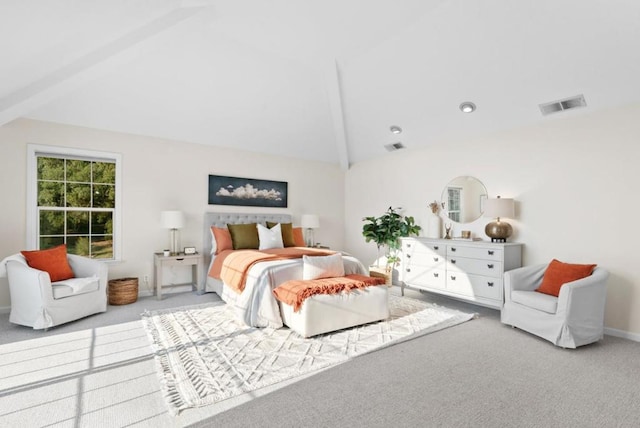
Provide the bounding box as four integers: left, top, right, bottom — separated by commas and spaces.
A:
0, 119, 344, 306
344, 104, 640, 335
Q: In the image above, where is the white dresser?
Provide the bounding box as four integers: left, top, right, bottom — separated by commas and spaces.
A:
400, 237, 522, 309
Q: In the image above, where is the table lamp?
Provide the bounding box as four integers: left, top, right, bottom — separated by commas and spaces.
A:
483, 197, 515, 242
301, 214, 320, 247
161, 210, 185, 255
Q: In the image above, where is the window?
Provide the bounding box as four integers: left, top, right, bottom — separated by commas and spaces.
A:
447, 186, 462, 223
27, 145, 122, 260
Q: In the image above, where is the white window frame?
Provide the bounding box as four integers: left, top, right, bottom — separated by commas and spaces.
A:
27, 144, 122, 261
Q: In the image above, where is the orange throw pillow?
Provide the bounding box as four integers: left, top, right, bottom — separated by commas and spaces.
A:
536, 259, 597, 297
292, 227, 306, 247
21, 244, 75, 282
211, 227, 233, 254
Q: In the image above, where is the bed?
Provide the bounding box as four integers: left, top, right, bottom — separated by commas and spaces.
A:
202, 212, 375, 329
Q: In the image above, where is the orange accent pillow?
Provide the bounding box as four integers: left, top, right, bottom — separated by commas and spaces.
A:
536, 259, 597, 297
211, 227, 233, 254
20, 244, 75, 282
292, 227, 306, 247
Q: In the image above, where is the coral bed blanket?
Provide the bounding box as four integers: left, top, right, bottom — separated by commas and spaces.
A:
273, 274, 386, 312
209, 247, 335, 293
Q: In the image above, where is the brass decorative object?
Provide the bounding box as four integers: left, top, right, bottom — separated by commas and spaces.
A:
444, 223, 452, 239
484, 221, 513, 243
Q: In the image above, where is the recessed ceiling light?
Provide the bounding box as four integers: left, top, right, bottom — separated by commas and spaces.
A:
459, 102, 476, 113
390, 125, 402, 134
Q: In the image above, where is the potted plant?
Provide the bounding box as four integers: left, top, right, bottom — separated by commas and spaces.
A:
362, 207, 421, 273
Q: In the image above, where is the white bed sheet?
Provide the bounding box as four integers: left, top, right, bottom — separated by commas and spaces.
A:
207, 254, 367, 328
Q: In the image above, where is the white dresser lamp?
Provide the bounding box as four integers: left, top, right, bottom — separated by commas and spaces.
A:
161, 210, 185, 255
483, 197, 515, 242
301, 214, 320, 247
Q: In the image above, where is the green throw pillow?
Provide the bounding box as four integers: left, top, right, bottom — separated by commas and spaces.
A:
227, 223, 259, 250
267, 222, 296, 247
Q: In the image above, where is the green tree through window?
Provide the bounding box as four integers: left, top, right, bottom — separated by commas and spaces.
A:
37, 156, 116, 259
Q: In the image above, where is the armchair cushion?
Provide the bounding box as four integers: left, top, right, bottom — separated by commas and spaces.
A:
20, 244, 75, 282
52, 276, 101, 299
511, 290, 558, 314
536, 259, 596, 297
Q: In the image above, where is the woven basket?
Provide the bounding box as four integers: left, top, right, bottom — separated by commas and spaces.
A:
108, 277, 139, 305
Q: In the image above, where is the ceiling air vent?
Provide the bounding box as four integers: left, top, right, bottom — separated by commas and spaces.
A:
384, 142, 406, 152
539, 94, 587, 116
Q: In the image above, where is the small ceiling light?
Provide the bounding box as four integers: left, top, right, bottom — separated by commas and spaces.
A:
390, 125, 402, 134
459, 102, 476, 113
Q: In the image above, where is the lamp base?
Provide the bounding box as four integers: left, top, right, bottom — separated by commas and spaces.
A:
305, 228, 315, 247
485, 221, 513, 242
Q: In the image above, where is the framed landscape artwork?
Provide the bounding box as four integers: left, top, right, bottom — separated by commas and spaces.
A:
208, 175, 288, 208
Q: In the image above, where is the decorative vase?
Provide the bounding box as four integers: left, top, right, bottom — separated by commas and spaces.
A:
427, 213, 442, 239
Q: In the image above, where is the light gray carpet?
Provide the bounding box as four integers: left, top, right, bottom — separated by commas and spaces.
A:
142, 295, 474, 415
1, 288, 639, 427
191, 291, 640, 428
0, 291, 221, 346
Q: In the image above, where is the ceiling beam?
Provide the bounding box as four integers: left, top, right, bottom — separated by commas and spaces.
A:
0, 5, 208, 128
325, 60, 350, 171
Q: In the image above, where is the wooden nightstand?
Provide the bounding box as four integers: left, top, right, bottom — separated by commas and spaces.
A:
153, 253, 203, 300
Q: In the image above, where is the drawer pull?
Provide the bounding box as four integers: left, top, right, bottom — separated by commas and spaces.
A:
451, 247, 457, 252
407, 244, 412, 248
433, 257, 439, 262
434, 273, 439, 278
406, 268, 411, 272
451, 259, 456, 264
434, 246, 439, 250
487, 263, 494, 269
487, 282, 494, 287
177, 258, 184, 261
450, 275, 456, 280
488, 250, 495, 256
407, 254, 412, 258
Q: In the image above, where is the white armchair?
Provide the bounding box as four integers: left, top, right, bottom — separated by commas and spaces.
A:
1, 253, 108, 329
501, 263, 609, 348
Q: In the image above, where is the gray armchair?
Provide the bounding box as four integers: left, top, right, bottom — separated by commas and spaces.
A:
1, 253, 108, 329
501, 263, 609, 348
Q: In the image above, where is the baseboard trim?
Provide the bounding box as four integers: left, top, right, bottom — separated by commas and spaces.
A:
0, 306, 10, 315
605, 327, 640, 343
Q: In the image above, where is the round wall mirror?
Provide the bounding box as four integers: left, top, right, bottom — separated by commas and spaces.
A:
441, 176, 488, 223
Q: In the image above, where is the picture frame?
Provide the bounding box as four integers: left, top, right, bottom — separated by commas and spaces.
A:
208, 174, 288, 208
183, 246, 196, 255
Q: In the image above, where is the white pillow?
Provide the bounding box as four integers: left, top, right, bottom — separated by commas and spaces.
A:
257, 223, 284, 250
303, 253, 345, 280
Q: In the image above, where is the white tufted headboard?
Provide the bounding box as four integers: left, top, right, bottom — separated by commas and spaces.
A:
202, 211, 292, 267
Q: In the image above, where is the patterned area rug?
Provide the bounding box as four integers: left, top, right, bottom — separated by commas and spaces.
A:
142, 295, 475, 415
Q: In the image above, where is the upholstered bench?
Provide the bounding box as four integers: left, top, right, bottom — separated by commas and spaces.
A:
273, 275, 390, 338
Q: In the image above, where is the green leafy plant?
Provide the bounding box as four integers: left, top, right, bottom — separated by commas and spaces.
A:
362, 207, 421, 271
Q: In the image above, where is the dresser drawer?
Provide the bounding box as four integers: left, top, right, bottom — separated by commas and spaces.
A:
447, 245, 503, 261
405, 251, 445, 268
446, 273, 502, 301
403, 240, 446, 256
403, 265, 446, 289
448, 257, 503, 278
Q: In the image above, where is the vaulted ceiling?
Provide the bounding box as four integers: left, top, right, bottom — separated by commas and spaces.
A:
2, 1, 640, 168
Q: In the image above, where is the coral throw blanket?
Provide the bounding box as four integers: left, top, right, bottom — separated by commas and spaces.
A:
209, 247, 336, 293
273, 274, 386, 312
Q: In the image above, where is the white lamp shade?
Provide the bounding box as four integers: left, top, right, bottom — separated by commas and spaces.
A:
483, 198, 515, 219
161, 210, 185, 229
301, 214, 320, 229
